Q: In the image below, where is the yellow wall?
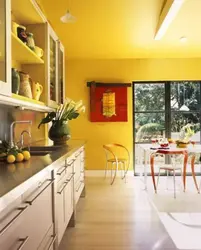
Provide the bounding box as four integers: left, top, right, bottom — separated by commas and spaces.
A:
66, 58, 201, 170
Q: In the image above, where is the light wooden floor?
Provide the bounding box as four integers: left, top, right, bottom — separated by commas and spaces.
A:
59, 177, 181, 250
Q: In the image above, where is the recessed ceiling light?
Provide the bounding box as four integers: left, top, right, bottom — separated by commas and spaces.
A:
180, 36, 187, 42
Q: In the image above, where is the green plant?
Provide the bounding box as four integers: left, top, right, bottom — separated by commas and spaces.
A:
38, 98, 85, 129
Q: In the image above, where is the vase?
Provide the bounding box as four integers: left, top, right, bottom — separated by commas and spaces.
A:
11, 68, 20, 94
48, 120, 71, 145
19, 72, 33, 98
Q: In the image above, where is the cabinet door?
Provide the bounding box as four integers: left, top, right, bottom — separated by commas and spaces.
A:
47, 24, 58, 107
74, 151, 81, 185
0, 0, 11, 96
58, 41, 65, 104
57, 176, 67, 244
64, 175, 74, 225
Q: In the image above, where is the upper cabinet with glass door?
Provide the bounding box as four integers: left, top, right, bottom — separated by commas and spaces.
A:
0, 0, 11, 96
46, 24, 65, 107
47, 24, 58, 108
58, 41, 65, 104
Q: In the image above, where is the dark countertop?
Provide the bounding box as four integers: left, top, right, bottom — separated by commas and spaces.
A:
0, 139, 85, 204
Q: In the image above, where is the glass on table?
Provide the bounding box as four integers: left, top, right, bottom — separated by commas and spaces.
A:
151, 138, 157, 146
190, 140, 196, 147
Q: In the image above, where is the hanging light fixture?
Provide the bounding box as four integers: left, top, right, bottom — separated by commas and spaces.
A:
60, 10, 76, 23
179, 84, 189, 111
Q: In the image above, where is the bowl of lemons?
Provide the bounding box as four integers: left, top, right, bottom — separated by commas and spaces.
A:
0, 140, 31, 164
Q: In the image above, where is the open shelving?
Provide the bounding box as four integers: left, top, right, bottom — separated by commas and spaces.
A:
0, 93, 55, 112
11, 0, 46, 25
12, 32, 44, 64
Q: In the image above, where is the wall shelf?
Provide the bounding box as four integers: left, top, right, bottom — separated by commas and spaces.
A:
0, 93, 55, 112
11, 0, 46, 25
12, 33, 44, 64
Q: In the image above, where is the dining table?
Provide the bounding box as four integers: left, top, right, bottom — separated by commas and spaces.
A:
138, 143, 201, 193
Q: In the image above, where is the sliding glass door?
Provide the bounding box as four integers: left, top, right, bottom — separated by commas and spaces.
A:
133, 81, 201, 175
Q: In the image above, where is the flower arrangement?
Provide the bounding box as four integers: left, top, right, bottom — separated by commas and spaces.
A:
38, 98, 85, 128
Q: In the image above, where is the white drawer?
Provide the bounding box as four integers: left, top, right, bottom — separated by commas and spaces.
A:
21, 171, 52, 201
21, 179, 54, 250
0, 205, 29, 250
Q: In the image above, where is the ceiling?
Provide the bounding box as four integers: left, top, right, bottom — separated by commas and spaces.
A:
39, 0, 201, 59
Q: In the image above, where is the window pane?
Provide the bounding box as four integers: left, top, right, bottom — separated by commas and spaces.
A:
171, 112, 200, 142
135, 113, 165, 142
171, 82, 200, 111
135, 83, 165, 111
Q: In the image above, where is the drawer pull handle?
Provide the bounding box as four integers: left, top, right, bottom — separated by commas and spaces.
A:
76, 181, 84, 192
75, 152, 80, 158
67, 159, 75, 166
0, 206, 28, 236
47, 234, 57, 250
17, 236, 29, 250
67, 173, 74, 182
25, 179, 54, 205
57, 181, 68, 194
57, 166, 66, 175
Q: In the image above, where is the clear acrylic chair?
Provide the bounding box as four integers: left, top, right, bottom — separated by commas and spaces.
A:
157, 154, 183, 198
103, 144, 130, 185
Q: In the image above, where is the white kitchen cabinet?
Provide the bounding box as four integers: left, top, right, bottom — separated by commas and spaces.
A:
56, 159, 74, 245
0, 0, 11, 96
73, 147, 85, 205
0, 205, 29, 250
0, 173, 54, 250
21, 178, 54, 250
0, 146, 85, 250
46, 23, 66, 107
58, 41, 65, 104
46, 23, 58, 108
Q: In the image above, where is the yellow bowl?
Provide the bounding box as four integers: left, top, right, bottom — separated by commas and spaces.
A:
177, 143, 188, 148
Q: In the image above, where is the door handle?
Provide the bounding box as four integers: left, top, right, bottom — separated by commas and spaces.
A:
57, 181, 68, 194
17, 236, 29, 250
47, 234, 57, 250
25, 179, 54, 205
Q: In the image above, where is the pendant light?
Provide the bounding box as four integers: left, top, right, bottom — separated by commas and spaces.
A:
179, 84, 189, 111
60, 10, 76, 23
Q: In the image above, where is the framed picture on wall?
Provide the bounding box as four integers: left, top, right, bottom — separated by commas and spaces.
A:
88, 81, 131, 122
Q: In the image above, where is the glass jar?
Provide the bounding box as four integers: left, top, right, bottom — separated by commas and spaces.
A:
26, 32, 35, 50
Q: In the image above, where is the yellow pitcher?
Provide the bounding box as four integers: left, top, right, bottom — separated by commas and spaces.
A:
32, 81, 43, 101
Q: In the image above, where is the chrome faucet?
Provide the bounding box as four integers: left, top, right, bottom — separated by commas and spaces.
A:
10, 121, 32, 147
20, 130, 32, 150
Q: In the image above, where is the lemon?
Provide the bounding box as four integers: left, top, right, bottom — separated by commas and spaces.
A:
7, 154, 16, 163
22, 151, 31, 161
16, 153, 24, 162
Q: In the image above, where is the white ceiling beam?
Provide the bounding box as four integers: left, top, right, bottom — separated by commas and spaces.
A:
154, 0, 185, 40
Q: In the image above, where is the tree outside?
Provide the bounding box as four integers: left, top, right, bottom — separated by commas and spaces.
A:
135, 82, 201, 142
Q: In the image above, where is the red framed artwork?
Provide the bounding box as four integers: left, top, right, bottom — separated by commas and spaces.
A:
89, 83, 129, 122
